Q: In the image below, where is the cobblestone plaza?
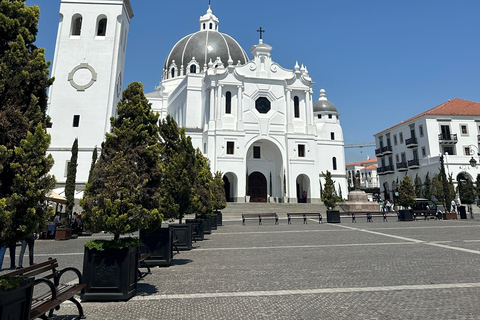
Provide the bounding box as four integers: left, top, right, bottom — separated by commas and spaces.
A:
4, 210, 480, 319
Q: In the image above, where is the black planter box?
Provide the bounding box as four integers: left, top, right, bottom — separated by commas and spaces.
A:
203, 217, 212, 235
214, 211, 223, 226
398, 209, 414, 221
186, 219, 204, 241
0, 277, 34, 320
327, 210, 341, 223
81, 245, 138, 301
170, 224, 192, 251
140, 226, 173, 267
209, 215, 218, 230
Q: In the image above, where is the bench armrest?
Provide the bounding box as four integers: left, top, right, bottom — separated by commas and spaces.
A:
55, 267, 84, 288
34, 278, 57, 300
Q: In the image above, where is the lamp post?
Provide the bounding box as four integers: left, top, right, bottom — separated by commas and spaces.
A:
468, 145, 480, 167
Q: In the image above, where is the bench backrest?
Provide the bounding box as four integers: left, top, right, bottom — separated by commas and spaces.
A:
6, 258, 58, 281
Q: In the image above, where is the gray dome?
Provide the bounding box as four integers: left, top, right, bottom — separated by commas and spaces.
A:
164, 30, 249, 77
313, 89, 338, 113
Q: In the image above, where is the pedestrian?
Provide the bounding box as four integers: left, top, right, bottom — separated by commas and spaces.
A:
451, 200, 456, 213
18, 232, 36, 269
7, 242, 16, 270
302, 191, 307, 203
54, 212, 61, 226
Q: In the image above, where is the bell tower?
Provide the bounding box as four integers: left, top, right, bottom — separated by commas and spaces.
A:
47, 0, 134, 187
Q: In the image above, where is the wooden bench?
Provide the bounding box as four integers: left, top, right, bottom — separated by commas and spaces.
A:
349, 212, 386, 223
413, 210, 440, 221
6, 258, 86, 320
138, 244, 152, 280
242, 213, 279, 225
287, 213, 323, 224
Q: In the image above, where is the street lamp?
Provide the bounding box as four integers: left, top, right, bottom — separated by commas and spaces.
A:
467, 145, 480, 167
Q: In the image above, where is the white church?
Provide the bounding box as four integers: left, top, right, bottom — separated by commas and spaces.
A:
47, 0, 348, 204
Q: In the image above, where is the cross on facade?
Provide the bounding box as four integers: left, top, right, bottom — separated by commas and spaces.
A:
257, 27, 265, 40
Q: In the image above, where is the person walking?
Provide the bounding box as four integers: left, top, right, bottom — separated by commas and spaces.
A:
18, 233, 36, 269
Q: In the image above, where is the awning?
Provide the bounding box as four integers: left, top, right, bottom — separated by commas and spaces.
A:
45, 190, 67, 204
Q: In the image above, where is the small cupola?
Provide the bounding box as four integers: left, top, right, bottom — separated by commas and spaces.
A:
313, 89, 338, 113
199, 5, 219, 31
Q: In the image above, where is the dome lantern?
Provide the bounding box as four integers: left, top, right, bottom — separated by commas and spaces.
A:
199, 5, 219, 31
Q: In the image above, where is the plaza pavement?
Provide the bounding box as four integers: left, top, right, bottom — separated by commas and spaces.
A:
2, 204, 480, 319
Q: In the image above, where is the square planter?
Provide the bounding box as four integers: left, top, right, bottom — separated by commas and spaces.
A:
209, 215, 218, 230
327, 210, 341, 223
81, 245, 138, 301
398, 210, 414, 221
203, 217, 212, 235
214, 211, 223, 226
0, 277, 34, 320
186, 219, 204, 241
55, 227, 72, 240
140, 226, 173, 267
170, 224, 192, 251
443, 212, 458, 220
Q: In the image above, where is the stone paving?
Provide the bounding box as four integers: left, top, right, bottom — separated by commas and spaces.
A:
2, 206, 480, 319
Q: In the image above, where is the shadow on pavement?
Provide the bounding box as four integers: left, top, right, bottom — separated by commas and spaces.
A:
136, 282, 159, 295
171, 259, 193, 266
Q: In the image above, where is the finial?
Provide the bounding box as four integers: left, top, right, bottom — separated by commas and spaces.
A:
257, 27, 265, 42
319, 89, 327, 100
294, 61, 300, 72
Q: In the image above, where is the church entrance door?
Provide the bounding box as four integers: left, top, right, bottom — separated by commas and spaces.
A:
248, 172, 267, 203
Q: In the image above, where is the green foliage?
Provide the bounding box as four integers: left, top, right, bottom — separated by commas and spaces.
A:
414, 173, 422, 198
397, 175, 416, 208
84, 237, 140, 251
0, 276, 22, 291
158, 115, 198, 222
439, 155, 452, 212
82, 82, 163, 240
321, 171, 339, 209
211, 171, 226, 211
459, 178, 476, 204
191, 150, 213, 218
476, 174, 480, 199
431, 174, 443, 203
423, 172, 432, 200
0, 1, 54, 245
87, 147, 97, 184
65, 138, 78, 217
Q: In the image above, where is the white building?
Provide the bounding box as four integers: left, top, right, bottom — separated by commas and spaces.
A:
346, 158, 379, 190
47, 1, 348, 204
373, 98, 480, 201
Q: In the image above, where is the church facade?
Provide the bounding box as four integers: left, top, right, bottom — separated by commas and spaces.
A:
47, 1, 348, 204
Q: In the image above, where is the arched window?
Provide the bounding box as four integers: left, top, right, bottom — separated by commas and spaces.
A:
333, 157, 337, 170
71, 15, 82, 36
203, 23, 206, 30
97, 18, 107, 36
209, 23, 213, 29
190, 65, 197, 74
294, 96, 300, 118
171, 68, 175, 78
225, 91, 232, 114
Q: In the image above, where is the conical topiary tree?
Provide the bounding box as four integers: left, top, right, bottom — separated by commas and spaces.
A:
321, 171, 339, 209
0, 1, 55, 246
191, 149, 213, 219
65, 138, 78, 218
82, 82, 163, 242
397, 174, 415, 209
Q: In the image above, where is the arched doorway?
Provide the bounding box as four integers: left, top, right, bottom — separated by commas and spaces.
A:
296, 174, 311, 203
248, 172, 267, 202
223, 176, 231, 202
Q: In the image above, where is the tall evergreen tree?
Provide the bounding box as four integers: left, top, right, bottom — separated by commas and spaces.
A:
65, 138, 78, 217
431, 174, 443, 203
211, 171, 226, 212
321, 171, 339, 209
159, 115, 196, 223
414, 173, 422, 198
476, 174, 480, 201
0, 1, 55, 244
439, 155, 452, 212
82, 82, 163, 240
87, 146, 98, 184
459, 178, 475, 204
397, 175, 415, 209
191, 149, 213, 219
423, 172, 432, 200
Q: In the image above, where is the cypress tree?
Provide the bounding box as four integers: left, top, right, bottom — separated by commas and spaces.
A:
414, 173, 422, 198
321, 171, 339, 209
65, 138, 78, 217
211, 171, 226, 212
82, 82, 163, 241
0, 1, 55, 244
459, 178, 475, 204
87, 146, 97, 184
423, 172, 432, 200
191, 149, 213, 219
439, 155, 452, 212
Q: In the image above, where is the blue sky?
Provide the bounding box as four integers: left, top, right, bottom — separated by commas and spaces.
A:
25, 0, 480, 163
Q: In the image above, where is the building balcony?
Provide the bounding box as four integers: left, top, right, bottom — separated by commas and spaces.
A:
375, 145, 393, 157
477, 134, 480, 143
408, 159, 420, 169
405, 137, 418, 148
438, 133, 457, 145
384, 164, 395, 174
396, 161, 408, 172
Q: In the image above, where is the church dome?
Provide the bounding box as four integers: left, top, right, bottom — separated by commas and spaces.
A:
313, 89, 338, 113
163, 6, 249, 79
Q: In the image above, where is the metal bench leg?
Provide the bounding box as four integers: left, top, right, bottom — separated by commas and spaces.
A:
275, 216, 279, 225
303, 215, 307, 224
288, 217, 291, 224
259, 217, 262, 225
68, 296, 86, 319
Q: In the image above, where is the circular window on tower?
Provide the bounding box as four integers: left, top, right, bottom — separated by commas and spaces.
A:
255, 97, 271, 114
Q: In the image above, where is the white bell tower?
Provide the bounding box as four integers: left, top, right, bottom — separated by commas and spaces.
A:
47, 0, 134, 187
